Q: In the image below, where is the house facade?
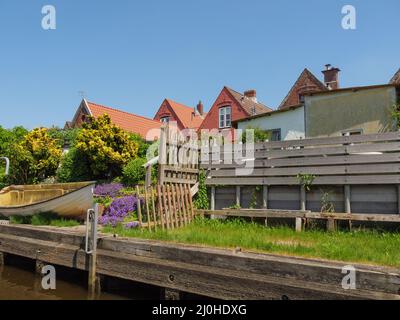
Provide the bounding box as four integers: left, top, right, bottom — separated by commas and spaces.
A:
305, 84, 399, 138
66, 99, 161, 141
235, 105, 305, 141
198, 87, 272, 138
153, 99, 205, 131
234, 66, 332, 141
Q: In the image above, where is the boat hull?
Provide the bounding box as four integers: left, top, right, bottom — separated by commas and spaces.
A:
0, 182, 95, 218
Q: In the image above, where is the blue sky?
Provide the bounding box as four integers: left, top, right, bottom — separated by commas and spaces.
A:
0, 0, 398, 129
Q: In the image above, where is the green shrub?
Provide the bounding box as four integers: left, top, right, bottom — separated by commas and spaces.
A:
56, 148, 91, 182
194, 169, 209, 209
122, 158, 147, 186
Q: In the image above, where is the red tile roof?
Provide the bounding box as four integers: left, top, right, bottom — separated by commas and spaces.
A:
279, 68, 327, 109
86, 101, 161, 140
165, 99, 206, 130
225, 87, 272, 116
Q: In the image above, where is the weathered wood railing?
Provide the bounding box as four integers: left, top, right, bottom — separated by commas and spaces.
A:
136, 184, 195, 231
201, 131, 400, 214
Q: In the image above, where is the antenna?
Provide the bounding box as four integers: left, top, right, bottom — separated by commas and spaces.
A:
78, 91, 87, 99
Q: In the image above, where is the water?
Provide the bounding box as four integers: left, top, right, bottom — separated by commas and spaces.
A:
0, 264, 127, 300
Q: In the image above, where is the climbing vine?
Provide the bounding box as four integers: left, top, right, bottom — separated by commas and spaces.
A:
297, 173, 315, 192
390, 104, 400, 129
194, 169, 209, 210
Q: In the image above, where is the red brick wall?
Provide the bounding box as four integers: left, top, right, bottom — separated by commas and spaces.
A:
154, 100, 185, 130
199, 87, 248, 132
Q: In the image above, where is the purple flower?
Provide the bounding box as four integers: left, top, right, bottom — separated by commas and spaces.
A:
94, 183, 123, 198
124, 221, 140, 229
99, 195, 138, 227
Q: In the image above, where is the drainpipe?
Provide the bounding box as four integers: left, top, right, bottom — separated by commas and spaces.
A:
0, 157, 9, 176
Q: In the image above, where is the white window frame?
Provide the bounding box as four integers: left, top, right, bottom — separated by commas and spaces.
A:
160, 116, 170, 124
219, 106, 232, 129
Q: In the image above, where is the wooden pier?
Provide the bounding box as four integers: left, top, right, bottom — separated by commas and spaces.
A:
0, 224, 399, 300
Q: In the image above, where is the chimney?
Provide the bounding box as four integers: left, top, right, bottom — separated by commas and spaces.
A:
244, 89, 257, 103
322, 64, 341, 90
197, 101, 204, 116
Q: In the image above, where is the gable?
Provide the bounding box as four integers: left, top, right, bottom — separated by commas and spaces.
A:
199, 87, 250, 131
390, 69, 400, 84
279, 69, 327, 109
154, 99, 205, 130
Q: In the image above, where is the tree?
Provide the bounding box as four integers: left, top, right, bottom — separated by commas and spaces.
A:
0, 126, 29, 188
75, 114, 139, 179
8, 128, 62, 184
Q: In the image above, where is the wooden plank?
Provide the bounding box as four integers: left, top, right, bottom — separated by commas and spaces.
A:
1, 225, 400, 299
236, 186, 241, 206
163, 177, 198, 185
157, 185, 165, 230
200, 153, 400, 169
211, 186, 216, 210
162, 185, 171, 229
184, 184, 194, 222
295, 218, 303, 232
136, 186, 143, 226
344, 185, 351, 214
166, 185, 176, 229
164, 166, 199, 174
144, 187, 151, 231
158, 126, 168, 185
179, 184, 189, 226
262, 185, 268, 209
202, 132, 400, 152
196, 209, 400, 222
186, 184, 195, 220
209, 163, 400, 177
206, 175, 400, 186
171, 184, 180, 228
300, 186, 306, 211
150, 186, 157, 232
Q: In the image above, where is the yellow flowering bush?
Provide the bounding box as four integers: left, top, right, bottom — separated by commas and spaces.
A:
75, 114, 139, 179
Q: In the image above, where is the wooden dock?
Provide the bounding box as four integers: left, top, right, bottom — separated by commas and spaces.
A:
0, 224, 399, 300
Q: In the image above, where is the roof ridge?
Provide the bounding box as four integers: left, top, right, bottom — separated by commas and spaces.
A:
87, 101, 160, 123
166, 98, 194, 110
225, 86, 272, 111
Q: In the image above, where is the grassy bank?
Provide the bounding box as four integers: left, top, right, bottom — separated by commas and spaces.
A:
103, 218, 400, 268
9, 213, 80, 228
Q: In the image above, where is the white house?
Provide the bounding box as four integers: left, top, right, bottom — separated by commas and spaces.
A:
234, 105, 305, 141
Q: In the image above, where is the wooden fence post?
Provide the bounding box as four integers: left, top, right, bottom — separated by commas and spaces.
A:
397, 185, 400, 215
211, 186, 215, 211
158, 125, 168, 186
236, 186, 241, 207
263, 185, 268, 227
300, 186, 306, 211
345, 185, 352, 230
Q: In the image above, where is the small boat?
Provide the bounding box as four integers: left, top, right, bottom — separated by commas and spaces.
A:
0, 182, 95, 218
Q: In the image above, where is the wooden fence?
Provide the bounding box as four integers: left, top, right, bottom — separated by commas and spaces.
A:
158, 125, 199, 186
135, 184, 195, 231
200, 131, 400, 215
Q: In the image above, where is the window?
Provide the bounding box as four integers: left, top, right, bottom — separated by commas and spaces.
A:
341, 129, 362, 136
219, 106, 232, 128
271, 129, 281, 141
160, 116, 170, 124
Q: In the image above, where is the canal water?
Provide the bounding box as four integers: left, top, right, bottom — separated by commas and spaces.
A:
0, 255, 160, 300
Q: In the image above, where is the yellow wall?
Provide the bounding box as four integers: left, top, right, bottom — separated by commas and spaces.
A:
305, 86, 397, 137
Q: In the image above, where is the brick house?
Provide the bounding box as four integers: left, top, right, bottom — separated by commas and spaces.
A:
390, 69, 400, 84
153, 99, 206, 131
198, 87, 272, 137
66, 99, 161, 141
279, 67, 330, 110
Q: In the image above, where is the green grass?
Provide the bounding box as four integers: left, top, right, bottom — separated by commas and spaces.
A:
103, 217, 400, 268
10, 212, 80, 228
